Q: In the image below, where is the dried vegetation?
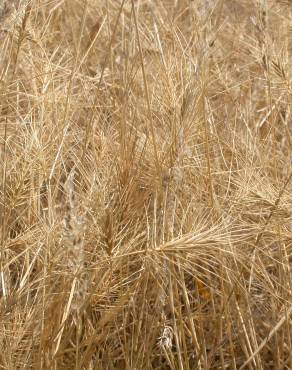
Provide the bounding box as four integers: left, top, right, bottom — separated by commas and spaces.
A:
0, 0, 292, 369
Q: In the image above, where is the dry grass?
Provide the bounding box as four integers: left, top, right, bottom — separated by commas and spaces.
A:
0, 0, 292, 369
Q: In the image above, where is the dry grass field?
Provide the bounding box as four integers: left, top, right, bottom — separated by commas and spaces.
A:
0, 0, 292, 369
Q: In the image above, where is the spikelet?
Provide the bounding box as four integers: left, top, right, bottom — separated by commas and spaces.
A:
156, 113, 187, 354
158, 325, 173, 349
63, 168, 87, 311
0, 0, 29, 34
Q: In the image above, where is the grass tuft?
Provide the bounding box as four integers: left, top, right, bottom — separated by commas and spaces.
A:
0, 0, 292, 369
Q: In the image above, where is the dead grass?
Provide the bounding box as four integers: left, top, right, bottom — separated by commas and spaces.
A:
0, 0, 292, 369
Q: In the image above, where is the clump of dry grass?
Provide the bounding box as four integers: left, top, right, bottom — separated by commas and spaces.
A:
0, 0, 292, 369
